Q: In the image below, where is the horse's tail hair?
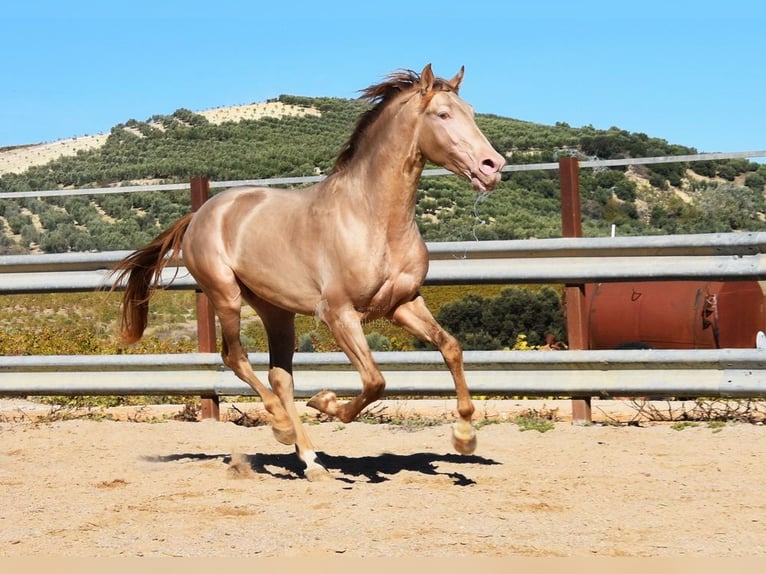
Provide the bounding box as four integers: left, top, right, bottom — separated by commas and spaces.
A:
110, 213, 194, 344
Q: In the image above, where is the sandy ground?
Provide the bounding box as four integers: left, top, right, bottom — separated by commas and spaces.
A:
0, 398, 764, 558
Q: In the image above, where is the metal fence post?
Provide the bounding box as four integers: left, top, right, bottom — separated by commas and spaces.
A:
190, 176, 220, 420
559, 157, 592, 424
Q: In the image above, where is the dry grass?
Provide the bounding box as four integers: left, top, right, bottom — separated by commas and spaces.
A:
603, 398, 766, 426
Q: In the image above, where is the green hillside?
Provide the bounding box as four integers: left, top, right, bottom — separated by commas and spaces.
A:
1, 94, 765, 255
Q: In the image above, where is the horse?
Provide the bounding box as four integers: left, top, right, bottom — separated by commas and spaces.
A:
112, 64, 506, 481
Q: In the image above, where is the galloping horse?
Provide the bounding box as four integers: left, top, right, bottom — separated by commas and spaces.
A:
112, 64, 505, 480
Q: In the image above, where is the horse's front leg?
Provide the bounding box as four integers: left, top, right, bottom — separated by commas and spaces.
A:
388, 294, 477, 455
307, 305, 386, 423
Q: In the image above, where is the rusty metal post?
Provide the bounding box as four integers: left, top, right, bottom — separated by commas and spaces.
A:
559, 157, 592, 424
190, 177, 220, 421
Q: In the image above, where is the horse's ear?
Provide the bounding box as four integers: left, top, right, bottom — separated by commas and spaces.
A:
449, 66, 465, 93
420, 63, 435, 94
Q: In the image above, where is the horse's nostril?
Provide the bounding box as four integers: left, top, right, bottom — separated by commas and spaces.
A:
480, 158, 499, 175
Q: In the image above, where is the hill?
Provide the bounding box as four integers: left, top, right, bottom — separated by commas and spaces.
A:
0, 101, 320, 177
1, 94, 765, 255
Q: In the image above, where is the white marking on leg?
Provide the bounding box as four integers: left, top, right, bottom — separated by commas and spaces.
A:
301, 449, 331, 481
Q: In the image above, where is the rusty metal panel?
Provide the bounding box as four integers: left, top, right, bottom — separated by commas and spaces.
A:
587, 281, 766, 349
717, 281, 766, 348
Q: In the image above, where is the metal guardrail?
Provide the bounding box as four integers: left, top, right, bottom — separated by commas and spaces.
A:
2, 349, 765, 399
2, 231, 766, 398
2, 232, 766, 294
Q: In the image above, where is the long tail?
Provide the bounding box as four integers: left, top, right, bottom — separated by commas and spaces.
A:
110, 213, 194, 344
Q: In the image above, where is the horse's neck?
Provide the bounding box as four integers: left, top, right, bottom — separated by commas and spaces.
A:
326, 161, 422, 242
326, 114, 424, 235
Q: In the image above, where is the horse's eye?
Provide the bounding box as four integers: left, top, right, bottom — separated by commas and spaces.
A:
437, 111, 451, 120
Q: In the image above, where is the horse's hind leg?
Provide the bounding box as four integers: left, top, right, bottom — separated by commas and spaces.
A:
247, 297, 331, 481
388, 294, 477, 455
198, 279, 297, 446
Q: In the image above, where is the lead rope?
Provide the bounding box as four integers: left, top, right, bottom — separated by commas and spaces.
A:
471, 191, 491, 242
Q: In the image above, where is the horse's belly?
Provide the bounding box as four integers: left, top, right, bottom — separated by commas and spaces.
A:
236, 272, 323, 316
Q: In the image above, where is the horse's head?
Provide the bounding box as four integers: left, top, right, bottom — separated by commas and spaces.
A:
415, 64, 506, 192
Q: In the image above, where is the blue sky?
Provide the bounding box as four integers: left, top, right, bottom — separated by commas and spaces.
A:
2, 1, 764, 157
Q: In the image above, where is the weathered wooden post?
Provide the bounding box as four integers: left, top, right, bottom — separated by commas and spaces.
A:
558, 157, 592, 424
190, 176, 220, 420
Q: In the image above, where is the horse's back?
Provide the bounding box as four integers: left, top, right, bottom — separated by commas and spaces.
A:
194, 184, 294, 218
187, 185, 311, 244
182, 185, 324, 313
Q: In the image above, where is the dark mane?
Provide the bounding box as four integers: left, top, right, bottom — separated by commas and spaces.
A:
331, 69, 454, 173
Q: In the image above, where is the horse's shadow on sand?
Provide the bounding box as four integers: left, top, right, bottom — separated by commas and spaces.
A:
143, 450, 501, 485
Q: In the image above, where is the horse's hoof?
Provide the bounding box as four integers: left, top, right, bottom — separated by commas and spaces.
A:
307, 389, 338, 415
303, 458, 334, 482
304, 466, 335, 482
272, 424, 297, 446
451, 420, 477, 455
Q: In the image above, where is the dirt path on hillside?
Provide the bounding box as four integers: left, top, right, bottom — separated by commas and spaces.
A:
0, 399, 764, 557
